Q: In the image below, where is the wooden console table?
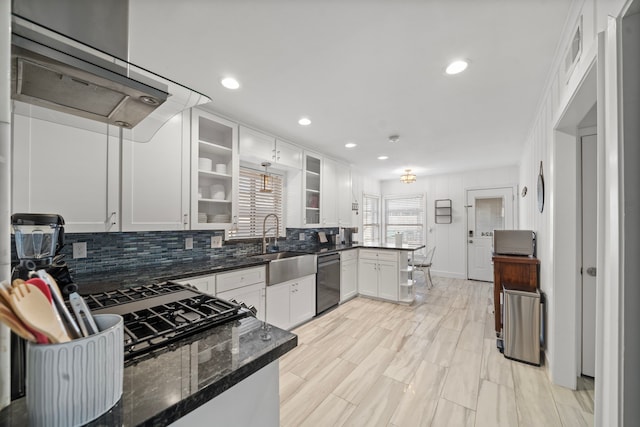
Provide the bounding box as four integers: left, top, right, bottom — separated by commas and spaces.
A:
492, 255, 540, 334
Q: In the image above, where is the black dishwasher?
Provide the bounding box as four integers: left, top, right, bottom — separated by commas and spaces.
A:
316, 253, 341, 314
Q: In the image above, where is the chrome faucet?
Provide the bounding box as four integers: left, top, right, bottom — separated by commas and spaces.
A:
262, 213, 280, 253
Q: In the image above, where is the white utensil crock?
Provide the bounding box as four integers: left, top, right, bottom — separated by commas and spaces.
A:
26, 314, 124, 427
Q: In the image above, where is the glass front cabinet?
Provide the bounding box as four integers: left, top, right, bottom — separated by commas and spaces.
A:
190, 109, 238, 230
303, 153, 322, 226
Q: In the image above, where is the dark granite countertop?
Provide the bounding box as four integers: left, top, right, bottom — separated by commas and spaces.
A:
70, 243, 423, 292
0, 315, 297, 426
72, 257, 270, 293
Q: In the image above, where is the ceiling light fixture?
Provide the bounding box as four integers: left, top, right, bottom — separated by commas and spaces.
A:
378, 155, 389, 160
388, 135, 400, 143
298, 117, 311, 126
445, 60, 469, 75
400, 169, 417, 184
220, 77, 240, 89
260, 162, 272, 193
345, 142, 357, 148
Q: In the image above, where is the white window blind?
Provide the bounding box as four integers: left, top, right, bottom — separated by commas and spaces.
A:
384, 194, 425, 248
362, 194, 380, 245
234, 167, 284, 239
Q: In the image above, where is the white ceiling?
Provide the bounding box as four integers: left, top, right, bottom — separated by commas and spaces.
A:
129, 0, 572, 181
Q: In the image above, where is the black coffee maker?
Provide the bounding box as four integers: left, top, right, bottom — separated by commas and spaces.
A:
10, 213, 75, 399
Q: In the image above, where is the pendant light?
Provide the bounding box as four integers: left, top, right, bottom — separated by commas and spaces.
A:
400, 169, 416, 184
260, 162, 272, 193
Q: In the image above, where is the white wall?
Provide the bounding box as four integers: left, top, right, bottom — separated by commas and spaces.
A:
518, 0, 633, 424
381, 166, 518, 278
621, 10, 640, 424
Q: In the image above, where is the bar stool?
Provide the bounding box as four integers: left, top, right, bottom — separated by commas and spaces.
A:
414, 246, 436, 289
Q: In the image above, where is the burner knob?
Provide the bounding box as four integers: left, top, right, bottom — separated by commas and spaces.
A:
246, 305, 257, 316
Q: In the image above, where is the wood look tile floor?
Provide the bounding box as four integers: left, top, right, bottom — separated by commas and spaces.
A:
279, 276, 594, 427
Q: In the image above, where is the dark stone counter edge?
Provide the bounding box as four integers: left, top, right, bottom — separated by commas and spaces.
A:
138, 333, 298, 427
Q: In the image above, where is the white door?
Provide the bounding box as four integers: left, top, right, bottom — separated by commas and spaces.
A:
581, 133, 597, 377
466, 187, 514, 281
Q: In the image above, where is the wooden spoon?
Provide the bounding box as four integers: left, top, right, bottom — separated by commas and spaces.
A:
9, 283, 70, 343
0, 299, 36, 342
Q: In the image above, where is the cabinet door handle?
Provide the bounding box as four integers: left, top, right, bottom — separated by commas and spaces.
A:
109, 211, 117, 226
272, 148, 276, 161
276, 150, 281, 161
183, 213, 188, 225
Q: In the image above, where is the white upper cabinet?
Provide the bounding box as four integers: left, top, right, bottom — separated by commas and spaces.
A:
12, 107, 120, 233
121, 112, 190, 231
321, 156, 338, 227
239, 126, 302, 170
190, 109, 239, 230
320, 157, 352, 227
337, 163, 352, 227
274, 139, 303, 169
303, 151, 322, 226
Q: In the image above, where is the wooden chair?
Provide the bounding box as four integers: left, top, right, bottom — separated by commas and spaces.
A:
413, 246, 436, 288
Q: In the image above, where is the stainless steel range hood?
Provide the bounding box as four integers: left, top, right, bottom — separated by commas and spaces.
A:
10, 0, 211, 142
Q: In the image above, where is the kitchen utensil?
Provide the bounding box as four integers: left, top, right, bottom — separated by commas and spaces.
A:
5, 281, 48, 343
69, 292, 99, 337
14, 278, 54, 344
35, 270, 81, 339
0, 297, 36, 342
9, 283, 70, 343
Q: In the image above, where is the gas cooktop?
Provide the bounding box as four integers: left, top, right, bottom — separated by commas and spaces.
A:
85, 282, 251, 363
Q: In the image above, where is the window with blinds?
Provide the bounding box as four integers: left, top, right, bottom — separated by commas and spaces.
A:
234, 167, 284, 239
362, 194, 380, 245
383, 194, 425, 247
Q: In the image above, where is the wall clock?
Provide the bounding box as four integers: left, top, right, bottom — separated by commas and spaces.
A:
537, 161, 545, 213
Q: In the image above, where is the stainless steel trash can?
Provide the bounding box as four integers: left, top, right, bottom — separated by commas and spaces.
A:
503, 287, 541, 365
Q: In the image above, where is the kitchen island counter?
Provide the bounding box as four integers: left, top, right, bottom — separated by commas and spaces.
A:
0, 315, 297, 426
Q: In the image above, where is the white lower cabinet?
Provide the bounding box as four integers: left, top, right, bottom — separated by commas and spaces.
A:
216, 267, 267, 321
266, 274, 316, 330
176, 274, 216, 295
357, 250, 399, 302
174, 266, 267, 322
340, 250, 358, 302
217, 283, 266, 322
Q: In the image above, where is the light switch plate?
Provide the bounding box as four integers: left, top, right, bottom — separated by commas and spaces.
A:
72, 242, 87, 259
299, 233, 305, 241
185, 237, 193, 250
211, 235, 222, 248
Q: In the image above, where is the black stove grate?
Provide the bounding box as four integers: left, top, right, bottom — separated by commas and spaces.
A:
84, 282, 249, 363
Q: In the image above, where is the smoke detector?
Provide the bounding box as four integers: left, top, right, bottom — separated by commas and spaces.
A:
388, 135, 400, 143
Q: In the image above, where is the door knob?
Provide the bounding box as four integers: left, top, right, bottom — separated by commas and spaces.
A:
469, 240, 473, 243
586, 267, 597, 277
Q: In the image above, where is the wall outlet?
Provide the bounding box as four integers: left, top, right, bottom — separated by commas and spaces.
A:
72, 242, 87, 259
211, 235, 222, 248
185, 237, 193, 250
299, 233, 305, 241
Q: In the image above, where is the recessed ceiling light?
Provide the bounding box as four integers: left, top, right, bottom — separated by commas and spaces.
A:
445, 60, 469, 75
345, 142, 357, 148
378, 155, 389, 160
298, 117, 311, 126
220, 77, 240, 89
